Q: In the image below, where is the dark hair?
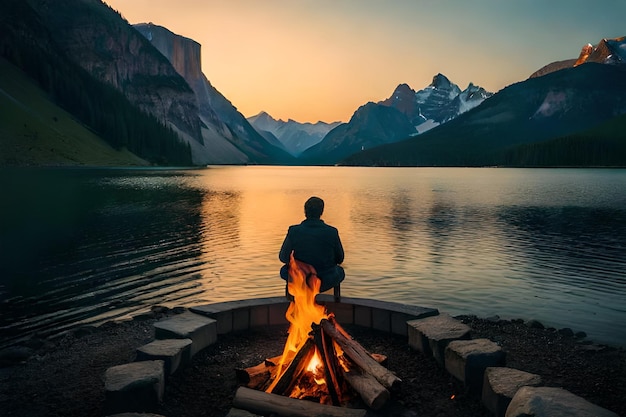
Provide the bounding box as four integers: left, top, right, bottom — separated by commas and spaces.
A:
304, 196, 324, 219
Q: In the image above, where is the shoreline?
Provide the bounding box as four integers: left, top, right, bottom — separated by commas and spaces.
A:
1, 305, 625, 417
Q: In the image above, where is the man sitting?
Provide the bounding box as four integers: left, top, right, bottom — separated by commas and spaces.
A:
279, 196, 345, 294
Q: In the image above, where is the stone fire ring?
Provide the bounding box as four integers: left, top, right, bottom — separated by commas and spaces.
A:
103, 296, 618, 417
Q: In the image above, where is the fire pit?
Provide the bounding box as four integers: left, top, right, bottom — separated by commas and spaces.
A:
233, 255, 403, 415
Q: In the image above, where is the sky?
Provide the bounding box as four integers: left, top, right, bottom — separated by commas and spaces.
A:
104, 0, 626, 123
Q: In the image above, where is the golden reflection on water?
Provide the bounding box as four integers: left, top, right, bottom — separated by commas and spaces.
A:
113, 166, 626, 348
193, 166, 518, 303
2, 166, 626, 347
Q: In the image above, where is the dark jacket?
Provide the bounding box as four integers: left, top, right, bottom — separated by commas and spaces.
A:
279, 218, 345, 291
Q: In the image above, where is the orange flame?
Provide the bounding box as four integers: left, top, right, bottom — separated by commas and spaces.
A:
266, 252, 330, 393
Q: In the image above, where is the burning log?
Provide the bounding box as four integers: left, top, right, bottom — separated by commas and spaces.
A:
268, 338, 316, 395
321, 318, 401, 390
233, 386, 367, 417
313, 322, 342, 405
239, 255, 399, 410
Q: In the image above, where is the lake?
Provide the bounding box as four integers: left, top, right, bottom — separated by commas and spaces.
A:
1, 166, 625, 348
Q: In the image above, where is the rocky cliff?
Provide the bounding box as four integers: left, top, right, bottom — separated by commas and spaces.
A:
134, 22, 294, 164
26, 0, 204, 149
379, 74, 492, 134
530, 36, 626, 79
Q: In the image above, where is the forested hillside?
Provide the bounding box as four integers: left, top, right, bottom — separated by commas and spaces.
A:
0, 0, 192, 166
503, 113, 626, 167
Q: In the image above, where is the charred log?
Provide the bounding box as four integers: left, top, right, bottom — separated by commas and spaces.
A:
233, 386, 368, 417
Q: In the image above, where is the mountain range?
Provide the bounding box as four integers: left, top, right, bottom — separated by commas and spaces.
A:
247, 112, 340, 157
293, 75, 492, 164
342, 61, 626, 166
1, 0, 625, 167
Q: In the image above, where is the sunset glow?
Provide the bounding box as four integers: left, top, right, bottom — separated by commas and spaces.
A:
104, 0, 625, 123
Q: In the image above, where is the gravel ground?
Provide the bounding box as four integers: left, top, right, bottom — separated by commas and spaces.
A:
1, 307, 624, 417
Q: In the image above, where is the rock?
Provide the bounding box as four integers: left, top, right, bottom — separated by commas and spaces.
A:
506, 386, 618, 417
445, 338, 506, 394
482, 367, 542, 417
150, 305, 170, 315
104, 360, 165, 414
136, 338, 192, 375
557, 327, 574, 337
407, 314, 471, 366
575, 331, 587, 339
172, 306, 187, 314
153, 311, 217, 357
525, 320, 544, 329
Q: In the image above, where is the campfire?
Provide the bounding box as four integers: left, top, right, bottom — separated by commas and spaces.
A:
235, 253, 401, 413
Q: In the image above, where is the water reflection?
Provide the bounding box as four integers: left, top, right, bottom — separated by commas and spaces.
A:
1, 167, 625, 348
0, 169, 208, 346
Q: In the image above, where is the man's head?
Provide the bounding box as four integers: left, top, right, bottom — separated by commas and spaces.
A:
304, 196, 324, 219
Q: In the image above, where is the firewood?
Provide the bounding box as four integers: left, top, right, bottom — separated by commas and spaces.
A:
235, 362, 271, 388
268, 337, 315, 395
235, 355, 282, 389
233, 386, 368, 417
313, 323, 341, 405
342, 369, 389, 410
321, 319, 401, 390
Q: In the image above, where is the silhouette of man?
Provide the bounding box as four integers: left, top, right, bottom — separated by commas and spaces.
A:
279, 196, 345, 293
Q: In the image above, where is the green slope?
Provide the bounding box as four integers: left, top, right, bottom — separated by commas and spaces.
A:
0, 57, 147, 167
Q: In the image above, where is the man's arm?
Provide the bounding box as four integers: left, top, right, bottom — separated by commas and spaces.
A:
279, 232, 292, 263
334, 231, 344, 264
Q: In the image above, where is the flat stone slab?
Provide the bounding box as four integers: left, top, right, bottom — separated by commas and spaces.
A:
104, 360, 165, 414
506, 386, 618, 417
191, 296, 438, 336
191, 297, 290, 333
154, 311, 217, 357
445, 338, 505, 394
321, 296, 439, 335
482, 367, 542, 417
407, 313, 471, 365
136, 338, 192, 375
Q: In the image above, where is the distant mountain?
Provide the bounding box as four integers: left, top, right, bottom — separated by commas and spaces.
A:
299, 102, 416, 164
379, 74, 492, 134
135, 23, 294, 164
530, 36, 626, 78
341, 63, 626, 167
247, 111, 340, 156
296, 74, 491, 165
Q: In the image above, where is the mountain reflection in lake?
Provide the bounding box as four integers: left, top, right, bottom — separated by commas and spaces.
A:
1, 166, 625, 348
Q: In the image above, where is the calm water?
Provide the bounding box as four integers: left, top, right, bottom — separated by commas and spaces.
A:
1, 166, 625, 347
